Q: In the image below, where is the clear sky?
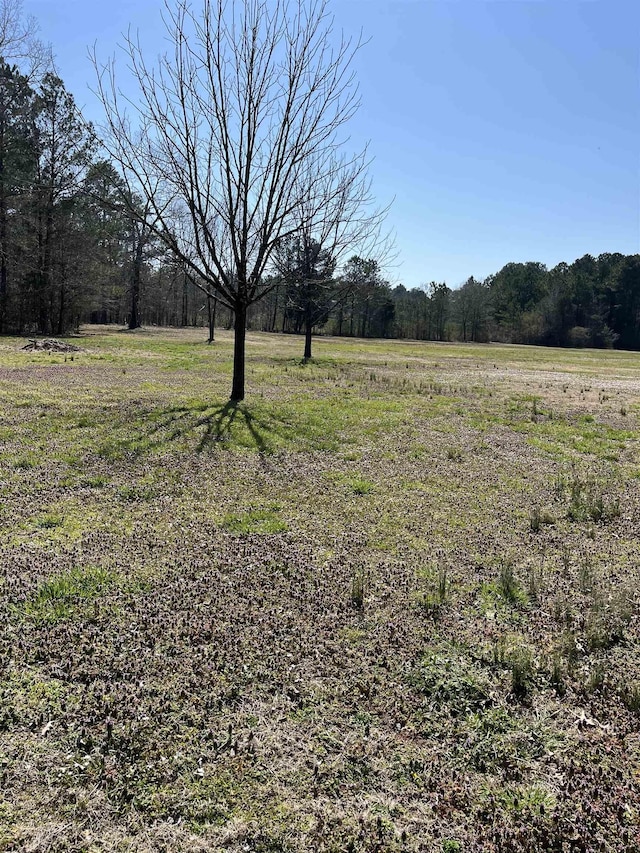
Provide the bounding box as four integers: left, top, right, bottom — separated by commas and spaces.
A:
24, 0, 640, 289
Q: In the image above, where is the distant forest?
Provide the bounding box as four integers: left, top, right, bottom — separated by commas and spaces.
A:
247, 252, 640, 350
0, 59, 637, 350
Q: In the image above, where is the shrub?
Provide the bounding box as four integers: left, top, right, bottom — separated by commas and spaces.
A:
567, 326, 591, 348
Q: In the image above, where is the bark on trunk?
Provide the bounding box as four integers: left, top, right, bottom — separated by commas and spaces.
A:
56, 277, 65, 336
181, 273, 188, 326
303, 313, 312, 360
231, 302, 247, 401
129, 231, 143, 330
207, 293, 217, 343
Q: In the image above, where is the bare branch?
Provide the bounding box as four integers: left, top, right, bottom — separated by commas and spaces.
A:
0, 0, 53, 81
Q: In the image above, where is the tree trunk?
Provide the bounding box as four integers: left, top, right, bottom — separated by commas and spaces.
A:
39, 206, 53, 335
129, 229, 143, 330
270, 288, 278, 332
56, 275, 65, 336
231, 301, 247, 401
303, 313, 312, 360
207, 293, 217, 342
361, 303, 369, 338
181, 272, 188, 326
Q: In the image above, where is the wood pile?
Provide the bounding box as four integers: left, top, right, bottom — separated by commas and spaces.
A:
22, 338, 82, 353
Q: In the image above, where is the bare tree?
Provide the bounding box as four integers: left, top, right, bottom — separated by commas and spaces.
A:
93, 0, 374, 401
0, 0, 53, 80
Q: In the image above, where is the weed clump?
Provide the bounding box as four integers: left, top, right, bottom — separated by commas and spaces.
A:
351, 566, 365, 610
585, 663, 606, 694
556, 466, 621, 523
585, 590, 632, 651
529, 505, 555, 532
620, 683, 640, 713
549, 653, 566, 696
527, 564, 544, 602
510, 647, 534, 698
36, 513, 64, 529
410, 649, 491, 714
413, 563, 449, 614
350, 477, 375, 495
497, 561, 526, 605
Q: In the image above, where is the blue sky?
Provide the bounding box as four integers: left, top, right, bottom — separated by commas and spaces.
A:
25, 0, 640, 289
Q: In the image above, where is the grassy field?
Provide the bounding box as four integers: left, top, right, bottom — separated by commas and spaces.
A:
1, 325, 639, 852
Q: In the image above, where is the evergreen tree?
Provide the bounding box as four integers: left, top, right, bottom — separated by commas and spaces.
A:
0, 60, 36, 332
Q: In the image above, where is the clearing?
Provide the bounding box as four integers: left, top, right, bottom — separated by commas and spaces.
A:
0, 326, 639, 852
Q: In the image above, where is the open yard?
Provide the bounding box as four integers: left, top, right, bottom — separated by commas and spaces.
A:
0, 326, 639, 852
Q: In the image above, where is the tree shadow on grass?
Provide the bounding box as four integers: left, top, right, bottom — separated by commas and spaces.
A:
194, 401, 274, 454
100, 400, 284, 458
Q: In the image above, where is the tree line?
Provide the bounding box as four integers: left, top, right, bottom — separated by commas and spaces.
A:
1, 54, 637, 353
0, 0, 638, 404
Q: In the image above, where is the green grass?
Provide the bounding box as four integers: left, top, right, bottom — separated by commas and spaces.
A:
1, 326, 639, 852
409, 644, 492, 713
23, 565, 123, 623
35, 512, 64, 529
221, 505, 287, 535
